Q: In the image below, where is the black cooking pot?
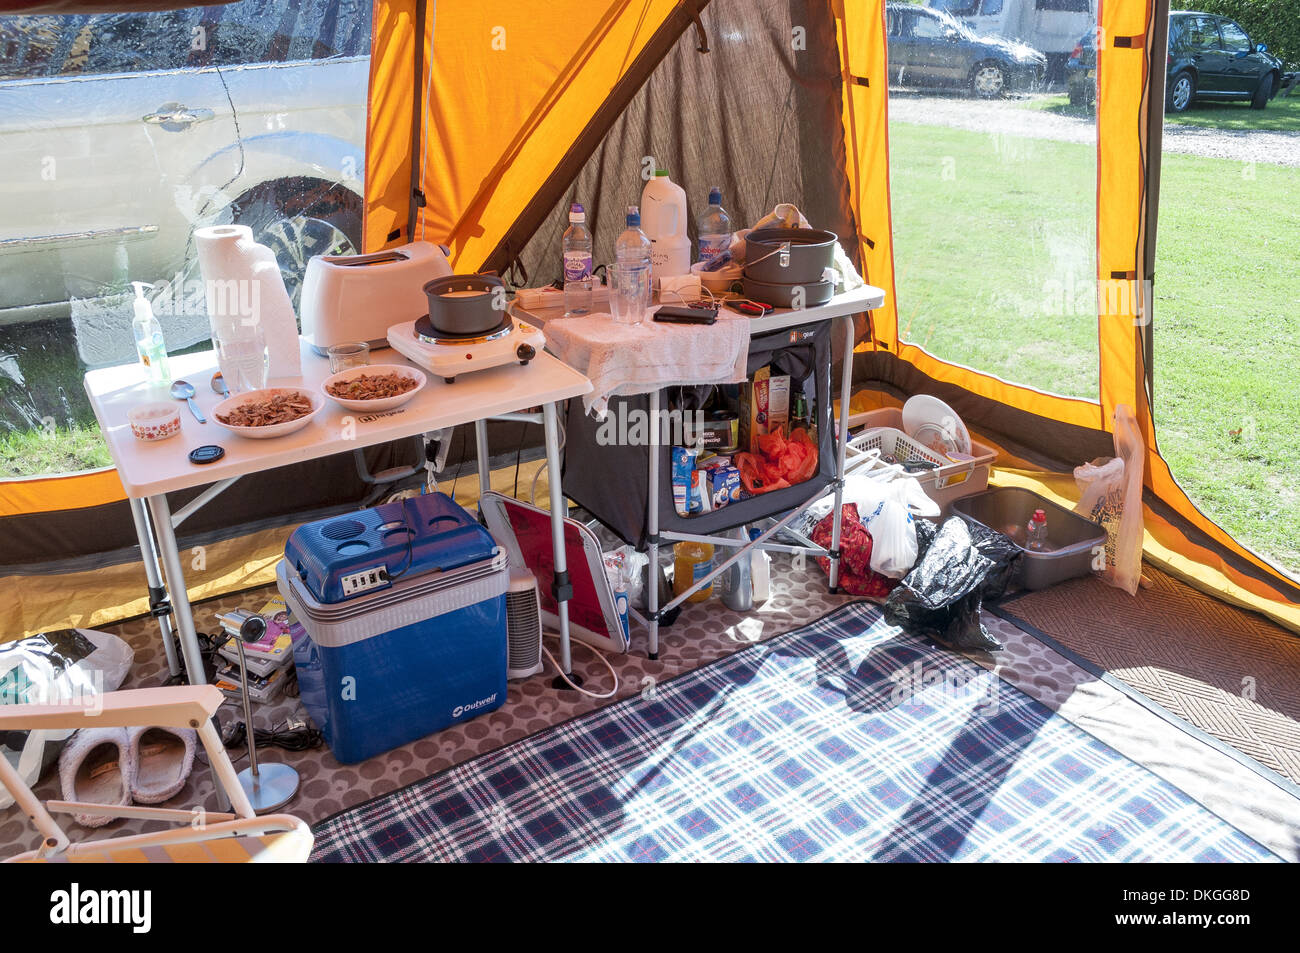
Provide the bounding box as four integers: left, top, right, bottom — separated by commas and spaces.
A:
424, 274, 506, 336
742, 275, 835, 309
743, 227, 838, 285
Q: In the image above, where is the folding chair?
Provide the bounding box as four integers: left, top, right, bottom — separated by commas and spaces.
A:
0, 685, 312, 863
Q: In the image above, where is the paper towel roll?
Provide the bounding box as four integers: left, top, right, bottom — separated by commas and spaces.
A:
195, 224, 301, 382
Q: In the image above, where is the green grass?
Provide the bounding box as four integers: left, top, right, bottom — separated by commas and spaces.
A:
889, 121, 1300, 572
1022, 91, 1300, 132
0, 423, 112, 477
888, 122, 1100, 398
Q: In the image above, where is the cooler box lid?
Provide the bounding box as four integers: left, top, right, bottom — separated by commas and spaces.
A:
285, 492, 497, 605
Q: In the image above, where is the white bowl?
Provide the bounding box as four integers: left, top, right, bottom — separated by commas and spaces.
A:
212, 387, 322, 439
692, 260, 742, 294
128, 402, 182, 442
320, 364, 427, 412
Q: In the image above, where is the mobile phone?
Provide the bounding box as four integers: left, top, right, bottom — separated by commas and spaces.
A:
725, 299, 774, 317
653, 305, 718, 325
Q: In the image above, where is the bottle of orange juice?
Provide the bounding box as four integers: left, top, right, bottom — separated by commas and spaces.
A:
673, 540, 715, 603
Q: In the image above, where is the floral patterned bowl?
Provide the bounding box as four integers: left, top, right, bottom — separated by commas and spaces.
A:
128, 402, 182, 442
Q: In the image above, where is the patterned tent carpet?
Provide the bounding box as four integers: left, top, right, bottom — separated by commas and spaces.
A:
997, 568, 1300, 784
311, 603, 1278, 863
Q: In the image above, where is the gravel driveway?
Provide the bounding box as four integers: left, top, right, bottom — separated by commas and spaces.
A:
889, 92, 1300, 167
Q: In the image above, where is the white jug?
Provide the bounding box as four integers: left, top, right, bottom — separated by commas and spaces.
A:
195, 224, 301, 388
640, 170, 691, 284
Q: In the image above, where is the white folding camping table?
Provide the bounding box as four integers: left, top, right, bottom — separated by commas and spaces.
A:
512, 284, 887, 658
84, 339, 592, 686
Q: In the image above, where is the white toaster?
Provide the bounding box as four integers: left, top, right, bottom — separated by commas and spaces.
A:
300, 241, 453, 354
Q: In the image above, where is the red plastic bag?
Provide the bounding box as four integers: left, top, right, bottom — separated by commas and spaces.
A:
811, 504, 897, 599
736, 428, 818, 495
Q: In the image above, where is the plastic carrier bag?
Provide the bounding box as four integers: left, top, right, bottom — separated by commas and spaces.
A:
1074, 404, 1145, 596
860, 477, 941, 579
0, 628, 133, 808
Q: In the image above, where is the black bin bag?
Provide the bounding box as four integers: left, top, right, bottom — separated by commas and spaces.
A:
883, 517, 1020, 652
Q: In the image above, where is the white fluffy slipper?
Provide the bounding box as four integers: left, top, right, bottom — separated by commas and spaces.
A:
57, 727, 133, 828
127, 725, 197, 805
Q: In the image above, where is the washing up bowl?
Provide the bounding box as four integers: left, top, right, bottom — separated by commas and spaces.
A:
951, 487, 1107, 591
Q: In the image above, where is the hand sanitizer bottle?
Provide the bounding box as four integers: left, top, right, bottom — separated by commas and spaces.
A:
131, 282, 171, 385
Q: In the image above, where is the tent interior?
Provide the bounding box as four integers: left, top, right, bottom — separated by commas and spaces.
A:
1, 0, 1298, 867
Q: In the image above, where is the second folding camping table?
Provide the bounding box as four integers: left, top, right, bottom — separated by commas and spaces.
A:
513, 285, 886, 658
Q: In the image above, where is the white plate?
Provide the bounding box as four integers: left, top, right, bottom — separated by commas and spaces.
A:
321, 364, 427, 412
902, 394, 971, 455
212, 387, 323, 439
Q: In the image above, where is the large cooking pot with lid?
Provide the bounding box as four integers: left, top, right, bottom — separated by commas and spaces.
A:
423, 274, 506, 337
742, 227, 838, 285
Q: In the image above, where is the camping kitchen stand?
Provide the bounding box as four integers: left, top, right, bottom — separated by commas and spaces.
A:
85, 339, 592, 688
515, 285, 886, 658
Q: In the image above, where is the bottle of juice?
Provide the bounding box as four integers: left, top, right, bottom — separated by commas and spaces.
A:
673, 539, 715, 603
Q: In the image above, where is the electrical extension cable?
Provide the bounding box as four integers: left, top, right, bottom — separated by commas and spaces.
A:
541, 632, 619, 699
221, 717, 324, 752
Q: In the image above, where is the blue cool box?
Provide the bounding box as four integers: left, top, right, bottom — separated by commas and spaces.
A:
277, 493, 508, 764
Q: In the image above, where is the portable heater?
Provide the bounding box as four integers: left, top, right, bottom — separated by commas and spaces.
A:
506, 567, 543, 680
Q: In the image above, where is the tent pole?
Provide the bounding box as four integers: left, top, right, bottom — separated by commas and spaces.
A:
406, 0, 427, 241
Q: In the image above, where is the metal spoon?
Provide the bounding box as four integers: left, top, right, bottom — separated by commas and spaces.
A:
170, 379, 206, 423
211, 371, 229, 398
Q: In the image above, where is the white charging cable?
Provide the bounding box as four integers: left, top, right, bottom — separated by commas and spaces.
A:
528, 413, 566, 506
541, 632, 619, 700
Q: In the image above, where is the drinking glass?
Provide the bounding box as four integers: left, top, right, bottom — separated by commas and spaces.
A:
328, 342, 370, 374
609, 261, 651, 325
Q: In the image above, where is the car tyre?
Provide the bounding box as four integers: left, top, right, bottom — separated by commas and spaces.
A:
970, 62, 1008, 99
1249, 72, 1275, 110
230, 178, 363, 308
1166, 70, 1195, 113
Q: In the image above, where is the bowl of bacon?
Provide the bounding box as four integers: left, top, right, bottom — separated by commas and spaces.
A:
212, 387, 323, 439
320, 364, 427, 413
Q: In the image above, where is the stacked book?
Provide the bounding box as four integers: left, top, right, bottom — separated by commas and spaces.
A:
214, 597, 302, 706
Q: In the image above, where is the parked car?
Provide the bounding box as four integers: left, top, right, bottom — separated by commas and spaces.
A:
1066, 12, 1284, 112
926, 0, 1094, 84
886, 3, 1047, 97
0, 1, 370, 337
1165, 11, 1283, 112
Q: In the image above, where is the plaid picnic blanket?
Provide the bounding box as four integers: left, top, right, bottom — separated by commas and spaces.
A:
311, 603, 1278, 862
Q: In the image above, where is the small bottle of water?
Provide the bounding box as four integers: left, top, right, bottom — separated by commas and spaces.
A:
1026, 509, 1049, 551
696, 187, 732, 267
562, 203, 593, 316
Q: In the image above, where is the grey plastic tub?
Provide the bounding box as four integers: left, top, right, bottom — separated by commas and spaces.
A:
951, 487, 1107, 591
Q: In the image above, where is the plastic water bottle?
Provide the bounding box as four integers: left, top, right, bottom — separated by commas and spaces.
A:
1026, 508, 1049, 551
562, 202, 593, 316
612, 205, 653, 323
748, 526, 771, 604
696, 187, 732, 267
719, 526, 754, 611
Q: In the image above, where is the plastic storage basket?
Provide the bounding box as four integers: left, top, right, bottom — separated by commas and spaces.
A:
845, 407, 996, 513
